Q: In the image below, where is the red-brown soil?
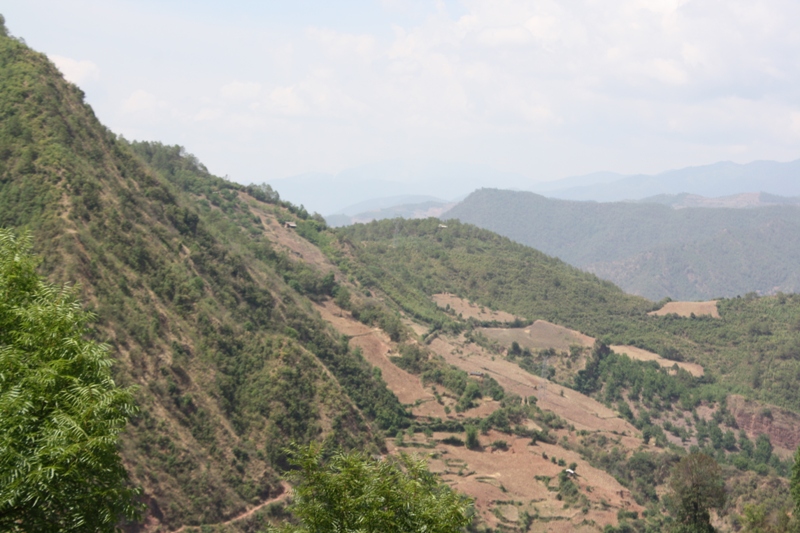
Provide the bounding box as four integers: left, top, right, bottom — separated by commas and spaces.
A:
312, 297, 648, 531
428, 336, 640, 441
251, 208, 335, 272
649, 301, 720, 318
389, 430, 642, 531
314, 300, 503, 420
728, 395, 800, 457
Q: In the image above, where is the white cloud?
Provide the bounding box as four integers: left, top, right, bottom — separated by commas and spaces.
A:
48, 54, 100, 84
31, 0, 800, 180
646, 58, 689, 85
194, 108, 224, 121
476, 26, 531, 46
121, 90, 164, 114
306, 27, 377, 61
220, 81, 262, 101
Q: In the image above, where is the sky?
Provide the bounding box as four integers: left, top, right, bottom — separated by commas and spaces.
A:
3, 0, 800, 189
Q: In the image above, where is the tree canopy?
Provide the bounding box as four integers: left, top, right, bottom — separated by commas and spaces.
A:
668, 452, 726, 533
277, 444, 472, 533
0, 230, 140, 532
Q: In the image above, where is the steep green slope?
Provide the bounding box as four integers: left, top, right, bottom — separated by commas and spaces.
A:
0, 32, 406, 530
444, 188, 800, 300
332, 219, 800, 414
334, 218, 655, 338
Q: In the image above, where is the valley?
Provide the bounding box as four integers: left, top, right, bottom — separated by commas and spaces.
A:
2, 21, 800, 533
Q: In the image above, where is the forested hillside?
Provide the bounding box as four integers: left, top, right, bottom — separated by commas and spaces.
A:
443, 188, 800, 300
333, 219, 800, 415
5, 20, 800, 533
0, 31, 405, 530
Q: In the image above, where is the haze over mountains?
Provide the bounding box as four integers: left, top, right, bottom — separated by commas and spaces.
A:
305, 158, 800, 302
9, 17, 800, 532
275, 157, 800, 220
443, 189, 800, 301
537, 159, 800, 203
268, 160, 530, 216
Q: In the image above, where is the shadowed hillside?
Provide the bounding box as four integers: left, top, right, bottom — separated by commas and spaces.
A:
443, 188, 800, 300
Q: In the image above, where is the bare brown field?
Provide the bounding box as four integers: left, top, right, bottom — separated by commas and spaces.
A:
389, 430, 642, 531
314, 298, 645, 531
433, 293, 521, 322
480, 320, 594, 352
648, 300, 720, 318
610, 345, 704, 377
315, 301, 447, 418
428, 337, 640, 440
314, 300, 503, 420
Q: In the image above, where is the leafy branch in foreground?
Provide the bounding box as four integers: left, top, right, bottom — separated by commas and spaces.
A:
274, 444, 472, 533
0, 230, 141, 532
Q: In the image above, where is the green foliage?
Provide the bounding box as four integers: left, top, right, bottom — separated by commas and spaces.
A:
0, 30, 410, 527
335, 215, 800, 418
335, 218, 652, 339
0, 230, 141, 532
791, 446, 800, 516
275, 444, 472, 533
668, 453, 726, 532
465, 425, 480, 450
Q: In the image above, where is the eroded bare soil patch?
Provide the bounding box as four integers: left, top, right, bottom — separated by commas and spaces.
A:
649, 300, 720, 318
433, 293, 521, 322
610, 345, 704, 377
480, 320, 594, 353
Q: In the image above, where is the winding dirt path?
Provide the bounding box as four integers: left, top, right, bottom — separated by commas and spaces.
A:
172, 481, 291, 533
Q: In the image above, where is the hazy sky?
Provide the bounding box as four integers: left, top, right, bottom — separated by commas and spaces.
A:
4, 0, 800, 186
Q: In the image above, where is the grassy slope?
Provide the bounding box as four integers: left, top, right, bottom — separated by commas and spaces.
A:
0, 33, 406, 530
334, 219, 800, 530
334, 218, 800, 414
336, 218, 654, 335
444, 188, 800, 300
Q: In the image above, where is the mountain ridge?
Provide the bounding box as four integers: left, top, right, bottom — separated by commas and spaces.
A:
443, 188, 800, 300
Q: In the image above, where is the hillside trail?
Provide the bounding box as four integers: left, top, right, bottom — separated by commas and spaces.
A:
171, 481, 291, 533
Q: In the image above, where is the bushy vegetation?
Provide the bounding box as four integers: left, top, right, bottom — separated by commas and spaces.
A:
274, 444, 472, 533
335, 218, 654, 339
8, 19, 800, 532
0, 230, 141, 532
0, 30, 409, 529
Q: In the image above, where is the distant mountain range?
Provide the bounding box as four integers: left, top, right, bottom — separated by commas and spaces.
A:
636, 192, 800, 209
267, 161, 531, 215
443, 189, 800, 301
268, 158, 800, 218
532, 159, 800, 202
325, 195, 456, 227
